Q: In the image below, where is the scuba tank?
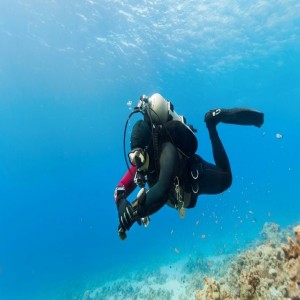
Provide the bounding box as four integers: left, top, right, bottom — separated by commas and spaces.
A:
136, 93, 198, 156
137, 93, 186, 124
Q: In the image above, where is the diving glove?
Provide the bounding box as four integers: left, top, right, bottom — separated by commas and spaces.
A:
132, 188, 150, 227
117, 198, 137, 231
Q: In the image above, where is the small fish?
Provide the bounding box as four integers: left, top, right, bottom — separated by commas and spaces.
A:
276, 133, 283, 139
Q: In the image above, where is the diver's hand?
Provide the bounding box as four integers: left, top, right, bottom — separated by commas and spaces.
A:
117, 198, 136, 231
118, 224, 127, 240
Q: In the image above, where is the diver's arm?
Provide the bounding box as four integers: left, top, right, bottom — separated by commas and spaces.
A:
141, 142, 179, 216
114, 165, 137, 203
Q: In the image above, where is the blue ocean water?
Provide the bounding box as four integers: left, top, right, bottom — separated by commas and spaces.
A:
0, 1, 299, 299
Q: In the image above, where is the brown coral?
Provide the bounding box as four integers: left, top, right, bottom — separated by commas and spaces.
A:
281, 225, 300, 299
246, 271, 260, 295
294, 225, 300, 245
195, 277, 221, 300
194, 223, 300, 300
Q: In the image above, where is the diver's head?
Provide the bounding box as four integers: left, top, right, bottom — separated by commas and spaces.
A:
129, 120, 151, 170
148, 93, 169, 124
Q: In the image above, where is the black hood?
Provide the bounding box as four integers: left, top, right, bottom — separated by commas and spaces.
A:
130, 120, 152, 150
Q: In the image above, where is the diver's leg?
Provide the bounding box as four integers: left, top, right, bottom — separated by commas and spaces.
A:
193, 124, 232, 195
192, 108, 264, 197
207, 124, 231, 173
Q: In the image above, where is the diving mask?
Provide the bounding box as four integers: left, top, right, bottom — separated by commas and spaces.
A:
128, 148, 149, 171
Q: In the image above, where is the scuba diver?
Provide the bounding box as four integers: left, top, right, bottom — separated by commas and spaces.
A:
114, 93, 264, 239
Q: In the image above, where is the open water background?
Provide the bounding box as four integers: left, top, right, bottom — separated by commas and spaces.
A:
0, 1, 299, 299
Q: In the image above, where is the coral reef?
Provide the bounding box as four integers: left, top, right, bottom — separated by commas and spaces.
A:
82, 223, 300, 300
260, 222, 285, 244
195, 223, 300, 300
282, 225, 300, 299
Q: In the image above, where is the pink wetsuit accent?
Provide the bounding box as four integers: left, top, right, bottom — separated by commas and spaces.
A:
114, 165, 137, 203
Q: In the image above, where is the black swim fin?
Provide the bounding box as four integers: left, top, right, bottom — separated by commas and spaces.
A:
205, 108, 264, 128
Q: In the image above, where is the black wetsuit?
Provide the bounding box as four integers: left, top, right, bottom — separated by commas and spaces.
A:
138, 123, 232, 217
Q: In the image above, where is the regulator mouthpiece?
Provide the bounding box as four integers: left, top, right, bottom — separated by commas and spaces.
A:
136, 95, 149, 111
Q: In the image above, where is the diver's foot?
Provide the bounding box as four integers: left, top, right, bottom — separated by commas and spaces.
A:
204, 109, 223, 127
205, 107, 264, 128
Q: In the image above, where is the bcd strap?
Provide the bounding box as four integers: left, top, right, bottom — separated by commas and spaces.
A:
152, 125, 162, 173
186, 154, 203, 194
